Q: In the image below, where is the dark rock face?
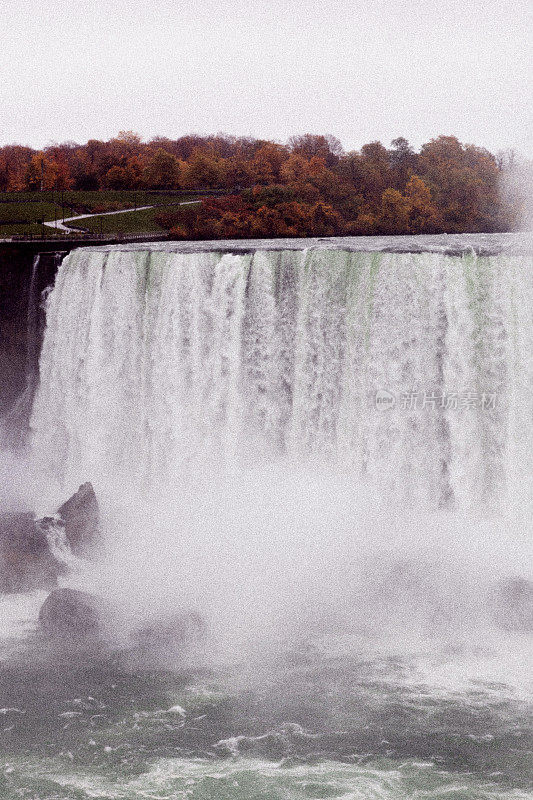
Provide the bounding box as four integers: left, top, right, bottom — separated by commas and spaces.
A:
0, 244, 65, 418
492, 578, 533, 632
0, 512, 64, 592
57, 482, 99, 557
0, 483, 99, 593
39, 588, 105, 639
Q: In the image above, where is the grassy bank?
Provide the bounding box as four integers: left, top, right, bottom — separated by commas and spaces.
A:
0, 191, 202, 236
73, 205, 182, 234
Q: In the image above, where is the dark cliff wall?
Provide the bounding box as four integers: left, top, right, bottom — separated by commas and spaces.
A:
0, 237, 167, 420
0, 243, 69, 416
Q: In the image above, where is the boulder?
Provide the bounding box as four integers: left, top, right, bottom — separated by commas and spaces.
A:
0, 512, 64, 592
492, 577, 533, 632
57, 482, 99, 557
0, 482, 99, 593
131, 610, 205, 651
39, 588, 105, 639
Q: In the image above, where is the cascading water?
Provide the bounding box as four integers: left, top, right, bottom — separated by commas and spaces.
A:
2, 235, 532, 800
31, 239, 533, 517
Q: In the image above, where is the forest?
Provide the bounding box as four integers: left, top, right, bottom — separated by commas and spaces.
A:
0, 131, 524, 238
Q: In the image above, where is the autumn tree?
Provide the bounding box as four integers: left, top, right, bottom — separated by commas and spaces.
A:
418, 136, 502, 231
104, 165, 134, 190
0, 145, 34, 191
182, 148, 224, 188
249, 143, 289, 184
279, 154, 310, 184
357, 141, 391, 202
289, 134, 343, 167
379, 188, 411, 234
0, 129, 517, 236
389, 137, 417, 190
25, 153, 60, 191
405, 175, 440, 233
144, 148, 181, 188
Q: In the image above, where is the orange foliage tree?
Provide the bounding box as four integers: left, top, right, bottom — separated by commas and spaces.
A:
0, 129, 519, 236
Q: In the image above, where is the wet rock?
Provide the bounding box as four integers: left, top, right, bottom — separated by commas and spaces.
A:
0, 482, 99, 593
0, 512, 64, 592
492, 578, 533, 632
57, 482, 99, 557
39, 588, 106, 639
131, 610, 205, 651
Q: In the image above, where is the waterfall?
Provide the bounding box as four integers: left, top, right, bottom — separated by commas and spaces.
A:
30, 240, 533, 512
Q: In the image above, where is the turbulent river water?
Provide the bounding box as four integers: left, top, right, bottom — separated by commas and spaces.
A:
0, 233, 532, 799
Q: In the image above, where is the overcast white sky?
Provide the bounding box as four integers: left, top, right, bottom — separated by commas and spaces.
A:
1, 0, 531, 155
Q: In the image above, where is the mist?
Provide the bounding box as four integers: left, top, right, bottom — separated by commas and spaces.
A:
500, 154, 533, 231
63, 461, 526, 668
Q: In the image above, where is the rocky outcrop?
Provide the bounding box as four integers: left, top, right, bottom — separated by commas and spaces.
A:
0, 512, 65, 592
38, 588, 106, 639
0, 482, 99, 593
57, 482, 99, 557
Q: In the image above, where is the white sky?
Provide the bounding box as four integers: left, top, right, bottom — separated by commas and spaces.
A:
1, 0, 531, 155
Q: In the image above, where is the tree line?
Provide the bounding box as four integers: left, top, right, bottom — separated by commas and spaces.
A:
0, 130, 525, 237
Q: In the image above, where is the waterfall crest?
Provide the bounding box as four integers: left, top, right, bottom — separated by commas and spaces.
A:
30, 243, 533, 511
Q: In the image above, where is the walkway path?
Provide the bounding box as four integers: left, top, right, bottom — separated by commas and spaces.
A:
43, 200, 201, 234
